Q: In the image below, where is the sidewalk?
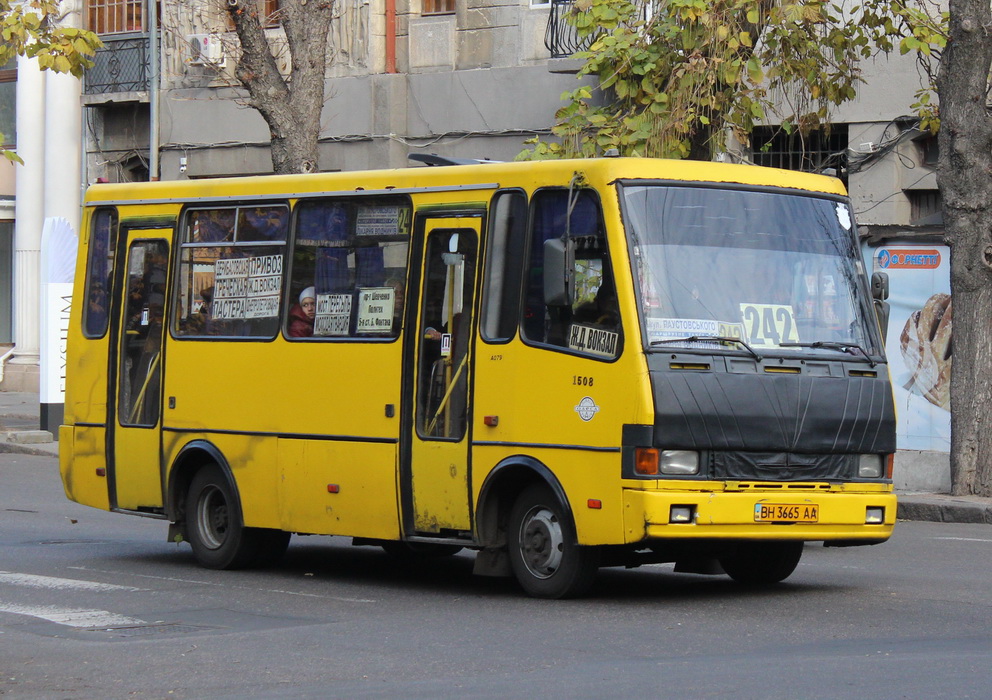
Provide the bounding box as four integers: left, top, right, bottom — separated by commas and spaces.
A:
2, 391, 990, 524
0, 391, 59, 458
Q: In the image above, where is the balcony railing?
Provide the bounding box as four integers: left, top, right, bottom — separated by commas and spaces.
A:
544, 0, 594, 59
546, 0, 659, 59
84, 34, 150, 95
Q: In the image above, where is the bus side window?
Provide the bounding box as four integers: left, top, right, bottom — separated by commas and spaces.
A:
287, 197, 411, 340
82, 208, 118, 338
522, 189, 622, 359
173, 206, 288, 339
119, 240, 168, 426
481, 190, 527, 342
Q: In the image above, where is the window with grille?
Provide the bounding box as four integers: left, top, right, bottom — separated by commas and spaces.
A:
908, 190, 942, 225
423, 0, 455, 15
87, 0, 143, 34
751, 126, 849, 184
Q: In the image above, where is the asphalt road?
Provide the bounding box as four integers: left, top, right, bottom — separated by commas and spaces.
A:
2, 452, 991, 699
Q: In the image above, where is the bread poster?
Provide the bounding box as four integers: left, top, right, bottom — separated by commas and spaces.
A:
869, 244, 951, 452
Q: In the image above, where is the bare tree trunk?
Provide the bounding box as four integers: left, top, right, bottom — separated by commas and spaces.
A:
936, 0, 992, 496
229, 0, 334, 174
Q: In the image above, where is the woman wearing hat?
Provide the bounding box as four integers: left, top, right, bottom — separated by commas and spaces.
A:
288, 286, 316, 337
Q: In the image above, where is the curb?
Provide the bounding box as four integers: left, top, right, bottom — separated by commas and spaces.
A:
0, 441, 60, 458
897, 495, 992, 524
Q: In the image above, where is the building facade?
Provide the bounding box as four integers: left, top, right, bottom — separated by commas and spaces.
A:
82, 0, 586, 181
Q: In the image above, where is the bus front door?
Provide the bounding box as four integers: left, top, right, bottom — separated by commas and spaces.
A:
405, 219, 480, 535
109, 231, 171, 511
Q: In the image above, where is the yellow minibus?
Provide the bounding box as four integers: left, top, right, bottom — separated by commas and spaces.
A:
60, 157, 896, 598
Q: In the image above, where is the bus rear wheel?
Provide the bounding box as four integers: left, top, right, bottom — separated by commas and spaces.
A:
507, 484, 599, 599
719, 541, 803, 585
185, 465, 289, 569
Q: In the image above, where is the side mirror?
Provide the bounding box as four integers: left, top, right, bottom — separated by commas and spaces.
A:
871, 272, 890, 344
543, 237, 574, 307
871, 272, 889, 301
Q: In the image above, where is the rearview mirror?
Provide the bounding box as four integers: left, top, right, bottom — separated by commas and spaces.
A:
870, 272, 890, 344
871, 272, 889, 301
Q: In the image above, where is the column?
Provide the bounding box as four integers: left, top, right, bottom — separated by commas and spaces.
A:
9, 55, 46, 390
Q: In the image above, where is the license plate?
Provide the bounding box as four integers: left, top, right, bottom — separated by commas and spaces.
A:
754, 503, 819, 523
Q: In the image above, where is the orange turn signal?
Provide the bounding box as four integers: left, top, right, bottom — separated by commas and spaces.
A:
635, 448, 659, 475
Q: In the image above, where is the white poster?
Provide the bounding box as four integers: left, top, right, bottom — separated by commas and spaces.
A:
866, 243, 951, 452
212, 255, 283, 320
315, 293, 352, 336
355, 287, 395, 334
40, 217, 77, 405
41, 284, 73, 402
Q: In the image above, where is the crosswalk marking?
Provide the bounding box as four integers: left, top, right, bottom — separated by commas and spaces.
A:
0, 602, 146, 628
0, 571, 147, 629
0, 571, 144, 592
69, 565, 378, 603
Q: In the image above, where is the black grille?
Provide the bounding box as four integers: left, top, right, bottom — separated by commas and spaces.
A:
711, 452, 856, 481
84, 34, 150, 95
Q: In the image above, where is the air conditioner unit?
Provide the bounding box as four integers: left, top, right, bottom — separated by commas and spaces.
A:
187, 34, 226, 67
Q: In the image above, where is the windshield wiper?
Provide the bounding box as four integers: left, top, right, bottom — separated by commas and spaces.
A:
651, 335, 763, 362
778, 341, 876, 367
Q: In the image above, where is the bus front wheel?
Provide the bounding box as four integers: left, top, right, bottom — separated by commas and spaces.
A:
185, 465, 289, 569
719, 541, 803, 585
507, 484, 599, 599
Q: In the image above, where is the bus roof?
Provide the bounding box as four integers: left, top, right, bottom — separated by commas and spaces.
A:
83, 157, 848, 206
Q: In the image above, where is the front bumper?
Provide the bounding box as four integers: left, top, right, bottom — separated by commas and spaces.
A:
623, 483, 896, 543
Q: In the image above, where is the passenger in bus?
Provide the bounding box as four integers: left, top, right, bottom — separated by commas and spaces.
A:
198, 286, 214, 317
288, 286, 316, 337
87, 282, 109, 331
181, 286, 214, 335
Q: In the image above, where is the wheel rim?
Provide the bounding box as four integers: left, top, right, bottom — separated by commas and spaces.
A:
517, 505, 564, 579
196, 484, 229, 550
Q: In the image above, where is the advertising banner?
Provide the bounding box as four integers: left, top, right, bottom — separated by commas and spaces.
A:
866, 243, 951, 452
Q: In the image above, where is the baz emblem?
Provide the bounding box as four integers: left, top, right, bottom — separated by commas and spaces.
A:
574, 397, 600, 422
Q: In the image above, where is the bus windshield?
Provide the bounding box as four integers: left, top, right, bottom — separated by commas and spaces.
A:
621, 184, 881, 359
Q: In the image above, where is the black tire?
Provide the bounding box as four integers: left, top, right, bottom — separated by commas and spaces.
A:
507, 484, 599, 599
186, 465, 288, 569
719, 541, 803, 585
381, 541, 463, 560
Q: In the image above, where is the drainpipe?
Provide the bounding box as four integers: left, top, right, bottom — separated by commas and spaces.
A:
385, 0, 396, 73
148, 0, 160, 180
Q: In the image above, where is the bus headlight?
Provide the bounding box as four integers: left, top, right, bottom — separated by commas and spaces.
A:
634, 449, 699, 476
858, 454, 884, 478
660, 450, 699, 475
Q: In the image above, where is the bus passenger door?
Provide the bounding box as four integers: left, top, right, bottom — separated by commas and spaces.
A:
109, 231, 170, 511
404, 219, 480, 535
